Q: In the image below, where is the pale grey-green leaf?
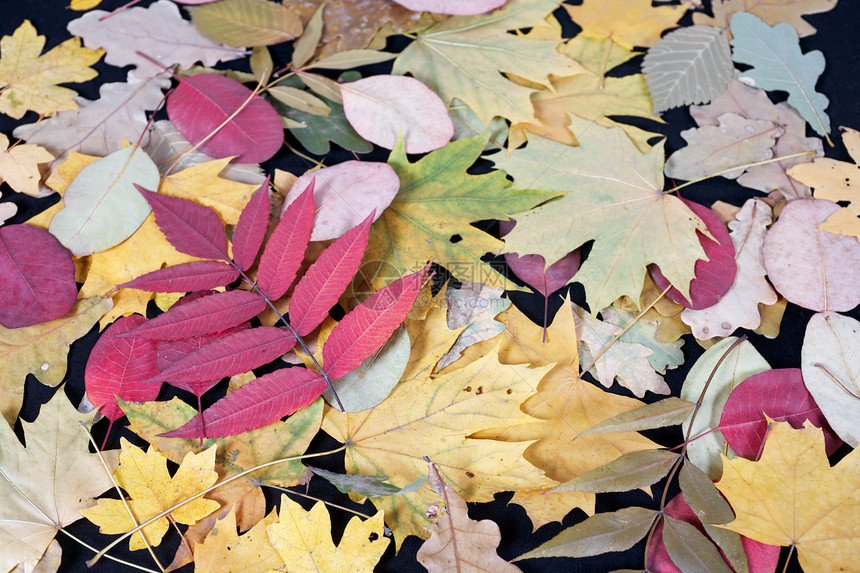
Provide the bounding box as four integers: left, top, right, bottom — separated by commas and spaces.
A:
679, 461, 734, 525
601, 306, 684, 373
268, 86, 331, 116
309, 467, 426, 497
308, 50, 398, 71
549, 450, 679, 493
292, 3, 324, 68
448, 98, 508, 152
662, 516, 733, 573
189, 0, 303, 47
643, 25, 733, 113
578, 397, 695, 437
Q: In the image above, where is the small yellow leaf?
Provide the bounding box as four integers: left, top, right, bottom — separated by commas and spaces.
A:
266, 495, 388, 572
0, 133, 54, 196
564, 0, 687, 50
194, 507, 282, 573
0, 20, 103, 119
81, 439, 221, 550
70, 0, 103, 10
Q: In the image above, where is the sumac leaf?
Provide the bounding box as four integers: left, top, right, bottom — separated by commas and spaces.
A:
0, 225, 77, 328
290, 213, 373, 336
159, 367, 326, 439
231, 180, 270, 271
139, 187, 229, 261
147, 326, 296, 384
120, 261, 238, 292
157, 323, 249, 397
85, 314, 162, 423
167, 73, 284, 163
124, 290, 265, 341
323, 266, 427, 379
651, 199, 736, 309
256, 181, 315, 300
718, 368, 842, 460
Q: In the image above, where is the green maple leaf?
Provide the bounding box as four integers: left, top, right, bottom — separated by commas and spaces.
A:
392, 0, 585, 125
363, 134, 555, 292
491, 116, 707, 311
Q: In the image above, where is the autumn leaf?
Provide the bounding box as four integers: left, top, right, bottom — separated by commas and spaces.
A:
693, 0, 838, 39
362, 134, 554, 292
716, 421, 860, 572
418, 460, 521, 572
81, 438, 221, 550
0, 297, 111, 426
0, 133, 53, 197
392, 0, 586, 125
492, 116, 708, 311
0, 391, 116, 572
0, 20, 103, 119
266, 495, 389, 572
194, 506, 281, 573
564, 0, 687, 49
188, 0, 304, 47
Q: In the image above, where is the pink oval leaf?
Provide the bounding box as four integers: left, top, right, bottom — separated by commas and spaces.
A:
120, 261, 238, 292
390, 0, 507, 16
650, 199, 736, 309
139, 187, 229, 261
763, 199, 860, 312
147, 326, 296, 384
158, 367, 326, 439
341, 75, 454, 154
257, 181, 315, 301
85, 315, 162, 424
231, 180, 270, 271
0, 224, 77, 328
290, 213, 373, 336
167, 73, 284, 163
719, 368, 841, 460
284, 161, 399, 241
323, 265, 428, 379
124, 290, 265, 341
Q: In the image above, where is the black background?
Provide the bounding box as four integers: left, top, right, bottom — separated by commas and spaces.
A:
1, 1, 859, 572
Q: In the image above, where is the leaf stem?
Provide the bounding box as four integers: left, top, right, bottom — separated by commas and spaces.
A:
666, 151, 816, 194
87, 445, 346, 566
58, 528, 160, 573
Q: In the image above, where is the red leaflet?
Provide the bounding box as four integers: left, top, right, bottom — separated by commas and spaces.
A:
650, 199, 736, 309
124, 290, 265, 340
157, 324, 249, 397
147, 326, 296, 384
648, 494, 779, 573
138, 187, 229, 261
85, 315, 162, 430
231, 180, 270, 271
0, 224, 77, 328
167, 73, 284, 164
158, 368, 326, 439
290, 212, 373, 336
256, 181, 315, 301
719, 368, 842, 460
120, 261, 239, 292
323, 266, 427, 379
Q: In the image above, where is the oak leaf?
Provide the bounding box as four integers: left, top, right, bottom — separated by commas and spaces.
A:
0, 20, 103, 119
693, 0, 837, 38
437, 281, 511, 372
81, 438, 221, 550
418, 460, 521, 572
564, 0, 686, 49
788, 127, 860, 240
492, 116, 708, 312
392, 0, 586, 125
716, 421, 860, 572
266, 495, 389, 572
0, 391, 116, 572
0, 133, 53, 197
0, 297, 111, 426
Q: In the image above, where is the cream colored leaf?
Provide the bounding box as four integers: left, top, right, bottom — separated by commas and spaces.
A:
194, 507, 282, 573
564, 0, 686, 49
0, 133, 54, 197
694, 0, 837, 38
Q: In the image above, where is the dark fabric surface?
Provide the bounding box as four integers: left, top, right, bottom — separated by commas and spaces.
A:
1, 1, 858, 572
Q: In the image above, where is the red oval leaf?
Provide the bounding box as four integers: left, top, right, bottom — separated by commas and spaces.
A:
139, 187, 229, 261
148, 326, 296, 384
650, 199, 736, 309
231, 180, 270, 271
158, 368, 326, 439
167, 73, 284, 163
323, 265, 427, 379
0, 225, 77, 328
120, 261, 238, 292
719, 368, 842, 460
85, 315, 162, 423
256, 181, 315, 301
290, 213, 373, 336
125, 290, 265, 341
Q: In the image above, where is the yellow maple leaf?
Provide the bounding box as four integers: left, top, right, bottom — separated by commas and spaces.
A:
194, 507, 282, 573
564, 0, 687, 50
0, 133, 54, 196
70, 0, 103, 10
693, 0, 838, 39
0, 20, 103, 119
716, 421, 860, 572
788, 127, 860, 241
81, 438, 221, 550
266, 495, 389, 572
